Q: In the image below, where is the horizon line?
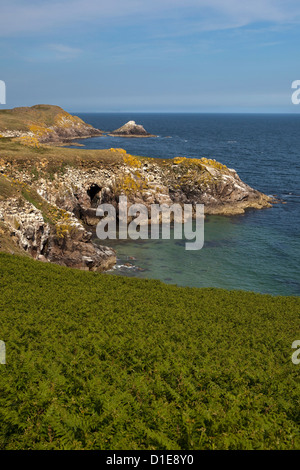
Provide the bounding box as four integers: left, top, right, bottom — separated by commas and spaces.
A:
1, 104, 299, 115
69, 110, 300, 115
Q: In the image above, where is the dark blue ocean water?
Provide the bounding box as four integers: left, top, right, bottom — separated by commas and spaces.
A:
74, 113, 300, 296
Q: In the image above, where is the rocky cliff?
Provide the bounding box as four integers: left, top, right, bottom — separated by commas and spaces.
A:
0, 140, 274, 271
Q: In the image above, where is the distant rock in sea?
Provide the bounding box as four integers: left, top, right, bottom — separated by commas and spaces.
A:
110, 120, 156, 137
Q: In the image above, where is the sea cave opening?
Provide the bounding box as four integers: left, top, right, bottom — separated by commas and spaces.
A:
87, 183, 102, 207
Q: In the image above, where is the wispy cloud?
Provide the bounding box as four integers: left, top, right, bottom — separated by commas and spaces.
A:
23, 43, 82, 62
47, 44, 82, 60
1, 0, 299, 112
1, 0, 300, 37
257, 41, 283, 48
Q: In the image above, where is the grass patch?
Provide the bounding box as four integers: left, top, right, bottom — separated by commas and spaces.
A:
0, 104, 90, 133
0, 253, 299, 450
0, 139, 126, 171
0, 175, 19, 200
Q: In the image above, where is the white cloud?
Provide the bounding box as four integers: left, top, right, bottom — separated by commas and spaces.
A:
1, 0, 300, 37
23, 43, 82, 62
47, 44, 82, 60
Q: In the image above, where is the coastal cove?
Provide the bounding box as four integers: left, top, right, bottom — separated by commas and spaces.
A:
2, 0, 300, 453
76, 113, 300, 296
0, 109, 299, 296
93, 212, 299, 296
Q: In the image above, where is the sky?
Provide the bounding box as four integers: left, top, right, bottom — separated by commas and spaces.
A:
1, 0, 300, 113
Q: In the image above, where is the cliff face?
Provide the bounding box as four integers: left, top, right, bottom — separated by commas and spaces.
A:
0, 182, 116, 272
0, 104, 102, 143
0, 143, 273, 270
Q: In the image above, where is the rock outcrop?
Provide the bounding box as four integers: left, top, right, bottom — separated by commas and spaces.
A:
0, 144, 274, 270
0, 105, 102, 143
0, 181, 116, 271
110, 121, 155, 137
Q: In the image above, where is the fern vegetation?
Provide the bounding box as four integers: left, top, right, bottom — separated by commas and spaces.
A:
0, 253, 299, 450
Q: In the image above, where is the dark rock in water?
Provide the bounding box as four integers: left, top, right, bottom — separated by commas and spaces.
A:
110, 121, 155, 137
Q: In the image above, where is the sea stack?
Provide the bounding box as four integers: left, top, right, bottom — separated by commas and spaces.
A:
110, 120, 155, 137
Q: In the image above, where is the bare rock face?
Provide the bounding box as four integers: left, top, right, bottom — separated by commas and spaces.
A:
45, 228, 116, 272
110, 121, 155, 137
0, 149, 274, 271
0, 198, 50, 257
34, 113, 102, 143
39, 123, 102, 143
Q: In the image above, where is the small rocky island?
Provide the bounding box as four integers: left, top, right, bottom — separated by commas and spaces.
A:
110, 120, 155, 137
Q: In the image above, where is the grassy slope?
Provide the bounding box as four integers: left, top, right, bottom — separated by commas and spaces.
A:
0, 104, 92, 133
0, 138, 126, 167
0, 253, 299, 450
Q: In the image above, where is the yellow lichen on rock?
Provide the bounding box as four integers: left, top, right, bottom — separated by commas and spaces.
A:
19, 135, 40, 148
110, 148, 127, 154
199, 157, 228, 170
54, 113, 77, 128
29, 124, 52, 137
114, 172, 148, 195
173, 156, 205, 169
123, 154, 142, 168
173, 156, 227, 171
55, 222, 75, 239
173, 157, 187, 165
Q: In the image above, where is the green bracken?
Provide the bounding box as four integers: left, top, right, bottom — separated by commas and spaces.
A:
0, 253, 299, 450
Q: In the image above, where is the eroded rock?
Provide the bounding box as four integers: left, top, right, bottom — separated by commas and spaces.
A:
0, 149, 274, 271
0, 198, 116, 271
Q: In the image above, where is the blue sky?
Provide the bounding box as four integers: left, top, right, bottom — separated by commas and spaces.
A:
1, 0, 300, 112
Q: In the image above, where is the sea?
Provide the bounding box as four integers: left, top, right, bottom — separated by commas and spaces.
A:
72, 113, 300, 296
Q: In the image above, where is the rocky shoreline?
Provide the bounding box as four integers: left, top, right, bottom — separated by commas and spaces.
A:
0, 106, 156, 143
0, 143, 274, 272
0, 106, 275, 272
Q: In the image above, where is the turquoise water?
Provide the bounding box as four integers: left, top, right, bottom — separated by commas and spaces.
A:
74, 113, 300, 296
94, 211, 300, 296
